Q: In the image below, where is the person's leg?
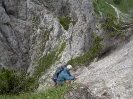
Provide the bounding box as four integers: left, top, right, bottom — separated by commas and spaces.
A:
56, 80, 64, 86
51, 78, 57, 86
66, 80, 71, 84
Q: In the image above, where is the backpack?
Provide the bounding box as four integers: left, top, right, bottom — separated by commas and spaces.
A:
51, 66, 64, 82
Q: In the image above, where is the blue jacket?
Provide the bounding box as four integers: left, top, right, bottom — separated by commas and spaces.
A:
56, 67, 75, 84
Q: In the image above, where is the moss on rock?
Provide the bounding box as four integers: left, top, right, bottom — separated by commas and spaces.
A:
33, 41, 66, 79
58, 16, 77, 30
67, 35, 103, 67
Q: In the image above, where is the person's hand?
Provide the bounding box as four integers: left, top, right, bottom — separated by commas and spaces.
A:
74, 76, 78, 80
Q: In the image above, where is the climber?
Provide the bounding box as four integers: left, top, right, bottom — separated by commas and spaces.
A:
51, 65, 66, 85
56, 65, 78, 85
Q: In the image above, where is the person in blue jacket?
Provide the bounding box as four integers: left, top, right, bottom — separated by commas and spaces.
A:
56, 65, 78, 85
51, 65, 66, 85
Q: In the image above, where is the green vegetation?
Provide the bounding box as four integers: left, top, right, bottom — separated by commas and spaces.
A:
58, 16, 77, 30
101, 14, 128, 37
113, 0, 121, 5
31, 28, 53, 65
32, 16, 40, 29
90, 0, 133, 17
102, 14, 117, 29
91, 0, 116, 16
40, 28, 53, 52
33, 41, 66, 79
0, 68, 38, 95
67, 35, 103, 67
0, 84, 71, 99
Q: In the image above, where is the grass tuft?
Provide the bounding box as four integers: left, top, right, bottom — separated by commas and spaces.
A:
0, 84, 71, 99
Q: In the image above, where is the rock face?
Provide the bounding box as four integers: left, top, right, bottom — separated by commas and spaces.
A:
0, 0, 31, 70
0, 0, 95, 72
75, 28, 133, 99
0, 0, 133, 98
64, 84, 102, 99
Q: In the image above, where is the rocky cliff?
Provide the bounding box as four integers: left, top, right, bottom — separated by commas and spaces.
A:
0, 0, 31, 70
0, 0, 96, 72
0, 0, 133, 99
74, 28, 133, 99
